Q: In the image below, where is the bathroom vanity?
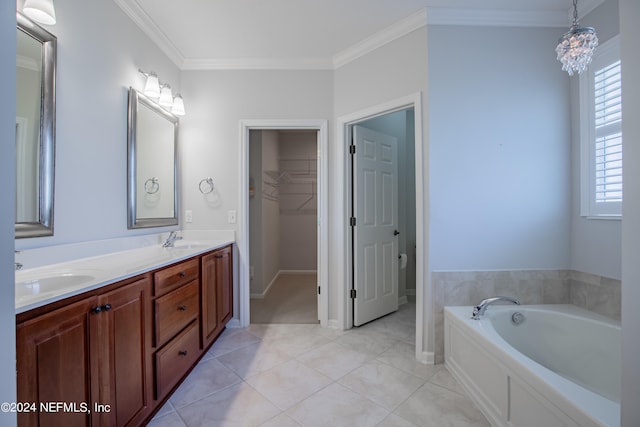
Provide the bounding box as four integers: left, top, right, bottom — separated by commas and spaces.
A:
15, 242, 233, 427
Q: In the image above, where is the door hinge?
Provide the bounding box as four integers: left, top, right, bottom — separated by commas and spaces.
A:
318, 286, 321, 295
349, 144, 356, 154
350, 217, 356, 227
350, 289, 357, 299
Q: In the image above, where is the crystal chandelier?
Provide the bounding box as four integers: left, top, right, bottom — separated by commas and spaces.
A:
556, 0, 598, 76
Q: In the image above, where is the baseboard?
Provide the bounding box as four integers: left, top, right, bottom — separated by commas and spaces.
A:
327, 319, 341, 330
418, 350, 435, 365
226, 318, 241, 328
250, 271, 281, 299
399, 295, 408, 305
279, 270, 317, 275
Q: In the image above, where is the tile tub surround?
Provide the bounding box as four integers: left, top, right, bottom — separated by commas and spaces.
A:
433, 269, 621, 363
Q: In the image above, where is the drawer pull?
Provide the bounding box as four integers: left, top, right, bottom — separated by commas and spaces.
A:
178, 350, 188, 357
179, 271, 186, 277
178, 305, 187, 311
214, 254, 224, 259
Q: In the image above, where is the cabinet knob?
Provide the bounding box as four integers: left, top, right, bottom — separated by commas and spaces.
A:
91, 306, 102, 314
103, 304, 111, 312
179, 271, 186, 277
178, 350, 188, 357
178, 305, 187, 311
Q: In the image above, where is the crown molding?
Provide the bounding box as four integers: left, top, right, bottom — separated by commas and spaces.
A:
181, 57, 334, 71
333, 8, 427, 69
426, 8, 568, 28
112, 0, 185, 68
115, 2, 609, 71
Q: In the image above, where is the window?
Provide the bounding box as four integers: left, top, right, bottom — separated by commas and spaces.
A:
580, 36, 622, 218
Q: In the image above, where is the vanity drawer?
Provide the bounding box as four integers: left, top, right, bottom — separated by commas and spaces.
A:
155, 320, 199, 399
154, 258, 199, 296
155, 280, 199, 347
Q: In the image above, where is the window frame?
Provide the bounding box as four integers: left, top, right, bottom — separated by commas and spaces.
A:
579, 35, 622, 219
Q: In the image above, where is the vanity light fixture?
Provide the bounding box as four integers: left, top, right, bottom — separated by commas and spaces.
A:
22, 0, 57, 25
138, 69, 186, 116
140, 70, 161, 98
556, 0, 598, 76
171, 94, 186, 116
158, 84, 173, 107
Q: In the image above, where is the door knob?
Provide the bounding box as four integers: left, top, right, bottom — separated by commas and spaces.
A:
393, 230, 400, 236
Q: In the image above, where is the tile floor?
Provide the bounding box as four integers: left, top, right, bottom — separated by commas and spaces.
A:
148, 300, 490, 427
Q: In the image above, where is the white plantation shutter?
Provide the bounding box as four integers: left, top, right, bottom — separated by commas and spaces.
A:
580, 36, 622, 217
594, 60, 622, 204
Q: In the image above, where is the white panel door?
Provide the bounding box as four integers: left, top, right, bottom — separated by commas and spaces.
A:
353, 125, 398, 326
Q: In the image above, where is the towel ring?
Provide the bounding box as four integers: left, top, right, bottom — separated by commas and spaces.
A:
144, 177, 159, 194
199, 177, 214, 194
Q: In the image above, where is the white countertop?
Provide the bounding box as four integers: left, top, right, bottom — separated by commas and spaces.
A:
15, 231, 234, 314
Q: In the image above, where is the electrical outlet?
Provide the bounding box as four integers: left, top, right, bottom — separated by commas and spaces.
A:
185, 210, 193, 223
228, 210, 237, 224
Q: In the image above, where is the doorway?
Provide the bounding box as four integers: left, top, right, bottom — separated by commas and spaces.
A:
248, 129, 318, 323
349, 109, 417, 327
238, 120, 329, 329
336, 93, 429, 363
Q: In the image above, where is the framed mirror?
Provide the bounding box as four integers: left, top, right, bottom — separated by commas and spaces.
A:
127, 88, 179, 229
15, 13, 56, 238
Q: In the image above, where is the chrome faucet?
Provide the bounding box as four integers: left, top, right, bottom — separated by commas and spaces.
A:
14, 250, 23, 271
471, 296, 520, 320
162, 231, 183, 248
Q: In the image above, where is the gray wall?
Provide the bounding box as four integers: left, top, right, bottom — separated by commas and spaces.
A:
249, 130, 281, 296
570, 0, 622, 280
620, 0, 640, 424
428, 25, 571, 272
14, 0, 181, 252
278, 131, 318, 271
0, 1, 16, 424
333, 26, 428, 330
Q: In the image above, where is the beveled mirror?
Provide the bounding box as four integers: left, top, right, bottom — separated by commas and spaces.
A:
15, 13, 56, 238
127, 87, 178, 229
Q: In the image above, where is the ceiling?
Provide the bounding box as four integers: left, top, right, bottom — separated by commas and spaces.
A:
113, 0, 606, 70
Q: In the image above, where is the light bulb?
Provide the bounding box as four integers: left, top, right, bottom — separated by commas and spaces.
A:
171, 94, 185, 116
159, 84, 173, 108
23, 0, 56, 25
143, 72, 160, 98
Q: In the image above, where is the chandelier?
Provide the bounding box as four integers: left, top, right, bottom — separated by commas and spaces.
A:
555, 0, 598, 76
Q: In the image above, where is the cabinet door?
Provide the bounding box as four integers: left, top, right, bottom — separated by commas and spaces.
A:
216, 246, 233, 326
17, 297, 99, 427
97, 277, 152, 427
201, 246, 232, 348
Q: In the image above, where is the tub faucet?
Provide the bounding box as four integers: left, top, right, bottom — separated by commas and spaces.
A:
162, 231, 183, 248
472, 296, 520, 320
14, 250, 23, 271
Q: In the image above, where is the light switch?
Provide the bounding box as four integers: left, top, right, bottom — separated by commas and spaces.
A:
185, 210, 193, 223
228, 210, 237, 224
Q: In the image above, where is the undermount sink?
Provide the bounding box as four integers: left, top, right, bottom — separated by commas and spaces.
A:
16, 272, 98, 299
166, 242, 210, 250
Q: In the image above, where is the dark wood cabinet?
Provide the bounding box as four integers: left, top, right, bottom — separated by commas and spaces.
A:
16, 276, 151, 427
97, 279, 152, 427
17, 297, 98, 427
16, 245, 233, 427
201, 245, 232, 349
